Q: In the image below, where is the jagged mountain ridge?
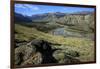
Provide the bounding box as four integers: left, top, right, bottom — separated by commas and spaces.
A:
14, 11, 94, 23
31, 12, 66, 21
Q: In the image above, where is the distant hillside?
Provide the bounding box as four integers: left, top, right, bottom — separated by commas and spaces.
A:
70, 11, 94, 15
31, 12, 66, 21
14, 11, 94, 34
14, 12, 32, 22
14, 11, 94, 23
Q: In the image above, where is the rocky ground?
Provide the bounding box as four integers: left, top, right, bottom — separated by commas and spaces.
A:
15, 39, 81, 66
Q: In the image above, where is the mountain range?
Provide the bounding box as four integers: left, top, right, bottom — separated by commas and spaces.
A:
14, 11, 94, 23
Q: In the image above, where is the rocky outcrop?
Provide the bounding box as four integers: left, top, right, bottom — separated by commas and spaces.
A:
57, 14, 94, 32
15, 44, 36, 65
15, 39, 81, 66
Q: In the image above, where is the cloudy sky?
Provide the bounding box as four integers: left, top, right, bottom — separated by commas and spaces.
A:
14, 3, 95, 16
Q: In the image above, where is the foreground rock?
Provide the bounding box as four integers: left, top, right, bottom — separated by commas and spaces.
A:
15, 39, 80, 66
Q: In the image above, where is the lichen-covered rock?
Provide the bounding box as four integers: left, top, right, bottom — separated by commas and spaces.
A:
15, 39, 81, 66
53, 49, 80, 64
15, 44, 36, 65
21, 52, 42, 65
15, 39, 58, 66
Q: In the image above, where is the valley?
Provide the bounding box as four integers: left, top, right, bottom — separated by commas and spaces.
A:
14, 11, 95, 66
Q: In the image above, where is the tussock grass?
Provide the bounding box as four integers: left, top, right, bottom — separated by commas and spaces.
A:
15, 24, 93, 46
15, 24, 95, 62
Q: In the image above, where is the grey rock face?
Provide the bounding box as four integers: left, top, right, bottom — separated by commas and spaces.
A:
15, 45, 35, 65
15, 39, 58, 66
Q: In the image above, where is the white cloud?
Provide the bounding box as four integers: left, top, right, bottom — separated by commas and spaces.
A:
25, 4, 39, 11
15, 4, 40, 11
15, 4, 26, 9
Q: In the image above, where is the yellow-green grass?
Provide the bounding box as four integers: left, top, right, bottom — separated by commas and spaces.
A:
15, 24, 93, 47
15, 24, 95, 62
